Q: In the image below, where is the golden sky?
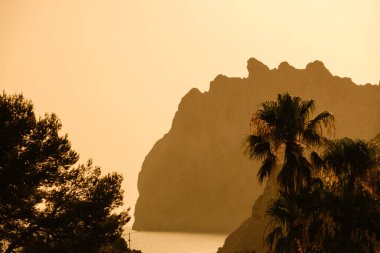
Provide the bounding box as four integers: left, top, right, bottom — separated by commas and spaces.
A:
1, 0, 379, 223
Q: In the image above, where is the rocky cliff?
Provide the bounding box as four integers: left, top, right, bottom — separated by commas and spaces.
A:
217, 174, 278, 253
133, 58, 380, 234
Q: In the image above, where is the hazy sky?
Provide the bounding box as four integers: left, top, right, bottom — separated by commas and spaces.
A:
1, 0, 379, 223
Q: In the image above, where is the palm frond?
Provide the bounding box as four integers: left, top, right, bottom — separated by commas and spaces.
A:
310, 151, 325, 169
266, 195, 292, 224
323, 138, 380, 180
256, 101, 277, 124
265, 226, 285, 253
299, 99, 315, 121
304, 111, 334, 146
257, 153, 276, 183
251, 101, 277, 136
244, 135, 271, 160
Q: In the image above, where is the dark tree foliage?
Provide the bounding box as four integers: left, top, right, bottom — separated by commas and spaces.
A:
311, 138, 380, 253
268, 138, 380, 253
0, 92, 131, 253
247, 93, 380, 253
245, 92, 334, 193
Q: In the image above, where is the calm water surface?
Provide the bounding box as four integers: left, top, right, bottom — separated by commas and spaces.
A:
129, 231, 227, 253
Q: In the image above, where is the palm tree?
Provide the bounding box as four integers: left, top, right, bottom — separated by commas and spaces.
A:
266, 179, 339, 253
314, 138, 380, 252
265, 190, 300, 253
245, 93, 334, 253
266, 138, 380, 253
245, 93, 334, 193
319, 138, 380, 191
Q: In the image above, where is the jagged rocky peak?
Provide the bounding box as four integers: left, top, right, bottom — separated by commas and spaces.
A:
305, 60, 332, 76
247, 58, 332, 79
134, 57, 380, 237
278, 61, 296, 72
178, 87, 202, 105
213, 74, 230, 83
187, 87, 202, 95
209, 74, 234, 92
179, 87, 202, 104
247, 58, 270, 78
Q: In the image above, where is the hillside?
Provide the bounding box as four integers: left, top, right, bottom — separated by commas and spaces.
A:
133, 58, 380, 233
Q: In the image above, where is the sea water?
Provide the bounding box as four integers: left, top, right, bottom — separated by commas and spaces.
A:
128, 231, 227, 253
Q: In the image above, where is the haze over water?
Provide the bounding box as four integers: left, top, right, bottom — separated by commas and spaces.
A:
130, 232, 227, 253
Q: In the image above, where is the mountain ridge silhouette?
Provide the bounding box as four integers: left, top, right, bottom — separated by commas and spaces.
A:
133, 58, 380, 238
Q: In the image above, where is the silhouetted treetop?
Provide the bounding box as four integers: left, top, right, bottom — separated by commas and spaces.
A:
0, 91, 133, 253
245, 92, 334, 192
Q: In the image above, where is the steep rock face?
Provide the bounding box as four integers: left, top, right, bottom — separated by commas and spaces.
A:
133, 58, 380, 233
217, 175, 277, 253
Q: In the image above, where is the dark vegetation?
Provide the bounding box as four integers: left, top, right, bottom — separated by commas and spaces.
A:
0, 92, 140, 253
3, 89, 378, 253
246, 93, 380, 253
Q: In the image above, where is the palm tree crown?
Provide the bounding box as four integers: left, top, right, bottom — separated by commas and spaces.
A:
319, 138, 380, 188
245, 93, 334, 192
314, 138, 380, 252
